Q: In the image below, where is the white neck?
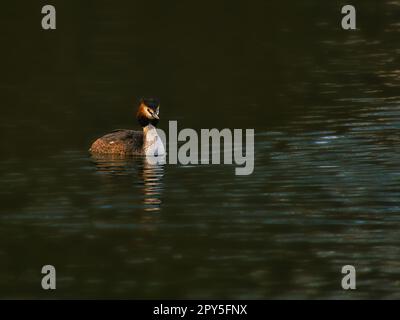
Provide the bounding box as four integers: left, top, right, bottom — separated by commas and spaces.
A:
143, 124, 165, 157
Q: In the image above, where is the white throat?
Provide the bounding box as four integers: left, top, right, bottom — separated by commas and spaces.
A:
143, 124, 165, 157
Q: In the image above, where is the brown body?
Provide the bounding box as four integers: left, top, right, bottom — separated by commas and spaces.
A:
89, 129, 144, 155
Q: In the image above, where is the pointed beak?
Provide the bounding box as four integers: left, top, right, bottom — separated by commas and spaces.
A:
152, 112, 159, 120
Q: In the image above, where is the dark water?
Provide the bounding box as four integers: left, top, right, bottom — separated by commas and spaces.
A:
1, 0, 400, 298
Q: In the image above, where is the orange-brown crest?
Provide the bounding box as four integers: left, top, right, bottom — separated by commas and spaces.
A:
136, 98, 160, 127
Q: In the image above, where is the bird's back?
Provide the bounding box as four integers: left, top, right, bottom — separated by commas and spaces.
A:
89, 129, 144, 155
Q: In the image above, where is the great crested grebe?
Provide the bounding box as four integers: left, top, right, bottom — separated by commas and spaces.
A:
89, 98, 165, 156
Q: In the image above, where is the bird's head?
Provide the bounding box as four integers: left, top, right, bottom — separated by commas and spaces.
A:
136, 97, 160, 127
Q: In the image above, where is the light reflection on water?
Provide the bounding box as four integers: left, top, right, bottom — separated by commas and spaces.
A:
1, 99, 400, 299
91, 155, 165, 212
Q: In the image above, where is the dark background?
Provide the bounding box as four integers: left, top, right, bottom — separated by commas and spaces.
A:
0, 0, 392, 155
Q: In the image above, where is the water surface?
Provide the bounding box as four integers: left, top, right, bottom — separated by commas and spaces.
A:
1, 0, 400, 298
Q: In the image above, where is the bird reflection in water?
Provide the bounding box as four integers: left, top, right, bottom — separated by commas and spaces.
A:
90, 154, 165, 212
141, 156, 165, 212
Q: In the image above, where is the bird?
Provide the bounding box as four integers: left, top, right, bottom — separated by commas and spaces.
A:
89, 98, 166, 156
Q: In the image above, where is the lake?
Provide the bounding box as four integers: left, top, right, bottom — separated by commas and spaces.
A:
0, 0, 400, 298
